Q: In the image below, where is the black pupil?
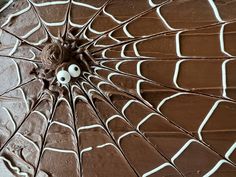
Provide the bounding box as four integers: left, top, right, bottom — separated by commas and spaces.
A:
74, 67, 78, 71
60, 77, 65, 81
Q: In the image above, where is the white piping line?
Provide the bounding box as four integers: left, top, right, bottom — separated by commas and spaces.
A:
225, 142, 236, 160
0, 156, 29, 177
20, 22, 41, 39
156, 5, 176, 31
9, 40, 20, 56
173, 59, 186, 90
0, 0, 14, 13
171, 139, 198, 163
72, 1, 99, 10
1, 3, 31, 28
198, 100, 224, 141
208, 0, 224, 23
220, 23, 233, 57
137, 113, 158, 131
142, 162, 172, 177
117, 131, 136, 145
157, 92, 188, 112
203, 159, 229, 177
16, 132, 40, 151
2, 107, 16, 131
28, 0, 70, 7
222, 59, 233, 99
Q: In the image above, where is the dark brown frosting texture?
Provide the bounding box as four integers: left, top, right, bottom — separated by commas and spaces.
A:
0, 0, 236, 177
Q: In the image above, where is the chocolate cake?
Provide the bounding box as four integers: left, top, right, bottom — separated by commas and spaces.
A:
0, 0, 236, 176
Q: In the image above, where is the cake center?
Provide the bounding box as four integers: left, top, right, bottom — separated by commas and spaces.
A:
39, 41, 95, 85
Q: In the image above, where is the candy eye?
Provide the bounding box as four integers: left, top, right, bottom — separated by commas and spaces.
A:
56, 70, 71, 84
68, 64, 81, 78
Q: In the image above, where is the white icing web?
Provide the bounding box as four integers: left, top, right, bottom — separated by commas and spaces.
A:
0, 0, 236, 176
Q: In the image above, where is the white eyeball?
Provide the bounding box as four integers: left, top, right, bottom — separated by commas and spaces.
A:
56, 70, 71, 84
68, 64, 81, 78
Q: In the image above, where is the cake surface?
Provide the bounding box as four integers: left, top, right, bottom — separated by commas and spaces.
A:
0, 0, 236, 176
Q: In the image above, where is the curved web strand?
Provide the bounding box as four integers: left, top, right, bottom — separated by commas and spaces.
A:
69, 0, 169, 47
75, 80, 140, 176
82, 71, 236, 176
97, 58, 236, 101
90, 0, 236, 100
71, 83, 140, 176
0, 93, 52, 177
0, 79, 46, 151
0, 29, 42, 62
74, 78, 182, 176
0, 55, 39, 96
34, 89, 81, 177
0, 0, 50, 48
88, 66, 236, 165
90, 0, 236, 56
0, 0, 235, 176
28, 0, 71, 40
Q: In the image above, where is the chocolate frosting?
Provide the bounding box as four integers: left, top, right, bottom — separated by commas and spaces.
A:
0, 0, 236, 177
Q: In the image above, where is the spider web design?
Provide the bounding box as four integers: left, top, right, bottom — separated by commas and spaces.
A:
0, 0, 236, 176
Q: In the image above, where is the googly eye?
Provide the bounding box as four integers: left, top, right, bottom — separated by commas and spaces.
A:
68, 64, 81, 78
56, 70, 71, 84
